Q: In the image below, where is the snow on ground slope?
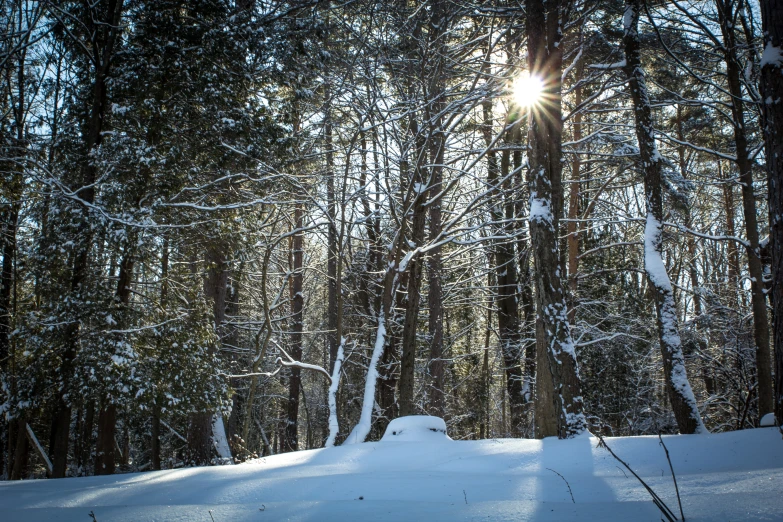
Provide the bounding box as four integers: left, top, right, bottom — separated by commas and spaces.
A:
1, 427, 781, 521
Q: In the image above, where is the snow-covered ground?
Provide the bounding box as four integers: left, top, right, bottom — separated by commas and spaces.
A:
1, 424, 781, 521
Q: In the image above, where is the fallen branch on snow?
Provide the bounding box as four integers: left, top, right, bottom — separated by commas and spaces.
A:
596, 433, 679, 522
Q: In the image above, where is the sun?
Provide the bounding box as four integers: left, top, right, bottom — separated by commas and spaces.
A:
513, 73, 544, 108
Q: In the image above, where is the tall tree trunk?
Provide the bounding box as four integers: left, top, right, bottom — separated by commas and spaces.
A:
10, 418, 28, 480
51, 0, 126, 478
398, 192, 427, 418
94, 404, 116, 475
759, 0, 783, 425
425, 4, 447, 418
397, 109, 429, 418
567, 56, 584, 324
2, 0, 31, 478
94, 247, 134, 475
482, 75, 526, 435
187, 245, 228, 463
427, 165, 445, 418
623, 0, 705, 434
151, 235, 169, 470
283, 204, 304, 451
527, 0, 587, 439
326, 112, 340, 374
716, 0, 774, 419
721, 161, 742, 305
499, 122, 525, 435
1, 186, 18, 479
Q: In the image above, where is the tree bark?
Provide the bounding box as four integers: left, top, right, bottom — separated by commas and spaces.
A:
567, 42, 585, 325
759, 0, 783, 425
94, 404, 116, 475
326, 112, 340, 374
623, 0, 705, 434
716, 0, 774, 419
94, 247, 134, 475
283, 204, 304, 452
426, 4, 447, 418
527, 0, 587, 439
187, 245, 229, 464
52, 0, 126, 478
10, 418, 28, 480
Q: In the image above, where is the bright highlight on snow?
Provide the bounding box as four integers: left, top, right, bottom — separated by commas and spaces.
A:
513, 73, 544, 108
1, 424, 781, 521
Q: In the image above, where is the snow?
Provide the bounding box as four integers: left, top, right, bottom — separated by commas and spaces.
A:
325, 340, 346, 448
343, 314, 386, 445
1, 427, 781, 521
211, 415, 233, 464
643, 214, 671, 292
623, 4, 635, 33
589, 60, 626, 70
760, 42, 783, 68
529, 196, 553, 226
379, 415, 452, 442
759, 413, 777, 427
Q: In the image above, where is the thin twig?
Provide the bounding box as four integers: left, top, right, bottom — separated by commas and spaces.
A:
546, 468, 575, 503
596, 434, 677, 522
659, 434, 685, 521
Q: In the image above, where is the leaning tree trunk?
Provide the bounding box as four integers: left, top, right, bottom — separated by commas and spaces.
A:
716, 0, 774, 419
623, 0, 705, 434
527, 0, 587, 439
759, 0, 783, 425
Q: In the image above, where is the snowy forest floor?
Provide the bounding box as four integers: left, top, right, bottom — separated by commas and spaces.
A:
1, 427, 781, 521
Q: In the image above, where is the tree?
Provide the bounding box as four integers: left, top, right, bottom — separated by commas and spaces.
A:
526, 0, 587, 439
622, 0, 705, 434
759, 0, 783, 425
714, 0, 773, 420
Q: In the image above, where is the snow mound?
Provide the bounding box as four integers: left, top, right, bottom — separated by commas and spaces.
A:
759, 412, 777, 427
380, 415, 451, 442
1, 429, 783, 521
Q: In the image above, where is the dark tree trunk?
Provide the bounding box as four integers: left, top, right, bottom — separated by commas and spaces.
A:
716, 0, 774, 419
187, 412, 213, 464
326, 115, 340, 374
76, 401, 94, 472
94, 404, 116, 475
721, 162, 741, 302
283, 204, 304, 452
52, 0, 126, 478
0, 205, 17, 478
567, 56, 584, 324
93, 249, 134, 476
527, 0, 587, 439
151, 236, 168, 470
10, 418, 28, 480
759, 0, 783, 425
151, 404, 161, 470
623, 0, 704, 433
426, 13, 447, 418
